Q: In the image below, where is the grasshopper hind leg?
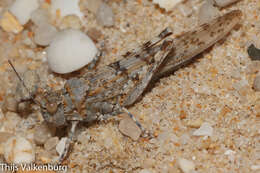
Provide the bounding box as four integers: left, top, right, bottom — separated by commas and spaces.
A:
85, 101, 154, 139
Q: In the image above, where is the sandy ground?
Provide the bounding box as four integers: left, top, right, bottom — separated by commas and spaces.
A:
0, 0, 259, 172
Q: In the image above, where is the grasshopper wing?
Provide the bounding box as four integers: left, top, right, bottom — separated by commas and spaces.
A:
122, 39, 174, 106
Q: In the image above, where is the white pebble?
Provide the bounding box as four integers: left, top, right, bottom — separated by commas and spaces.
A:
31, 9, 49, 27
152, 0, 184, 11
34, 23, 58, 46
56, 137, 67, 157
213, 0, 239, 7
51, 0, 83, 19
198, 0, 220, 25
193, 122, 213, 137
9, 0, 39, 25
96, 3, 115, 27
178, 158, 195, 173
4, 136, 35, 164
47, 29, 98, 74
251, 165, 260, 171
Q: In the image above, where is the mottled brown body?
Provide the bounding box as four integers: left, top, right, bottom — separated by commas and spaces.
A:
40, 31, 174, 127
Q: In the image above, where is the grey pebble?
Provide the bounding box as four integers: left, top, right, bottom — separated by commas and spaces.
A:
253, 75, 260, 91
34, 122, 56, 145
96, 2, 114, 27
213, 0, 240, 7
34, 23, 58, 46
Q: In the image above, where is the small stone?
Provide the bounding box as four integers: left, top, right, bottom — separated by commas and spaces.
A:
56, 137, 67, 157
0, 11, 23, 33
192, 122, 213, 136
186, 118, 203, 128
198, 0, 220, 25
253, 75, 260, 91
152, 0, 184, 11
119, 115, 142, 141
9, 0, 39, 25
2, 112, 22, 132
178, 158, 195, 173
224, 149, 236, 155
44, 137, 59, 151
213, 0, 239, 7
143, 158, 156, 169
4, 136, 35, 164
248, 44, 260, 61
47, 29, 98, 74
251, 165, 260, 171
34, 122, 56, 145
34, 23, 58, 46
96, 3, 114, 27
60, 15, 82, 30
51, 0, 83, 19
31, 9, 49, 27
0, 132, 14, 144
2, 94, 18, 112
84, 0, 103, 14
87, 27, 103, 43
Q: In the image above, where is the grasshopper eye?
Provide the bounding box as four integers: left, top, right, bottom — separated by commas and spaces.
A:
46, 102, 58, 114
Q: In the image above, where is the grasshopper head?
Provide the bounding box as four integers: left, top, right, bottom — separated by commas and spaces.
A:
35, 88, 67, 127
8, 60, 67, 126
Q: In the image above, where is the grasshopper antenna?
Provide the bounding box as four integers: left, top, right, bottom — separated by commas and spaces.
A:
8, 60, 36, 102
8, 60, 28, 91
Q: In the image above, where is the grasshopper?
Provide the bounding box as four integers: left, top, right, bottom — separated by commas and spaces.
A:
9, 10, 242, 163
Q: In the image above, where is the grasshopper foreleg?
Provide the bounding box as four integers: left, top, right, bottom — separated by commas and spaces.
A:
58, 121, 79, 163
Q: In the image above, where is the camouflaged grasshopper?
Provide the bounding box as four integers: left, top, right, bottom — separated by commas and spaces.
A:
9, 10, 242, 163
